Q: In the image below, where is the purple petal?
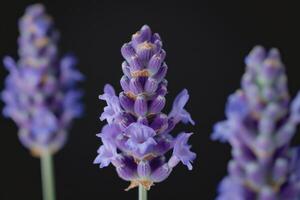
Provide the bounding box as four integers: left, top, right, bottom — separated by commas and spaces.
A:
150, 113, 168, 133
136, 41, 156, 61
134, 95, 148, 116
129, 78, 143, 95
211, 121, 231, 142
258, 187, 276, 200
93, 144, 116, 168
124, 123, 157, 158
244, 45, 266, 67
119, 92, 134, 112
144, 78, 158, 94
115, 112, 135, 130
156, 82, 168, 96
116, 156, 137, 181
60, 55, 84, 82
272, 158, 288, 182
150, 164, 171, 182
128, 56, 143, 71
3, 56, 17, 71
153, 63, 167, 82
131, 25, 151, 46
31, 107, 58, 143
225, 91, 249, 119
125, 123, 155, 140
137, 161, 151, 178
147, 53, 164, 74
99, 84, 122, 123
149, 95, 165, 114
103, 84, 116, 96
121, 43, 136, 61
154, 133, 173, 155
121, 61, 132, 78
245, 162, 265, 187
217, 177, 254, 200
120, 75, 130, 92
171, 132, 196, 170
137, 116, 149, 126
291, 92, 300, 123
169, 89, 194, 125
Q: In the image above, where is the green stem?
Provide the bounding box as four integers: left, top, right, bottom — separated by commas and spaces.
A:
139, 184, 147, 200
40, 151, 56, 200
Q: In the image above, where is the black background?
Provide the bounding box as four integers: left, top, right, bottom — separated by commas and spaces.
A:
0, 0, 300, 199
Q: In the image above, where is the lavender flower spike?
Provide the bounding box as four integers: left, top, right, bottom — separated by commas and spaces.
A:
1, 4, 83, 156
212, 46, 300, 199
94, 25, 196, 190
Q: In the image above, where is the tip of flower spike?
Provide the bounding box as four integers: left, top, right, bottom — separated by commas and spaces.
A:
268, 48, 281, 59
26, 3, 45, 14
245, 45, 266, 65
251, 45, 265, 54
259, 48, 284, 77
132, 25, 152, 42
141, 24, 151, 31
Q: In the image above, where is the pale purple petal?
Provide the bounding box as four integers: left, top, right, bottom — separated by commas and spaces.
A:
137, 161, 151, 178
99, 84, 122, 123
172, 133, 196, 170
169, 89, 194, 125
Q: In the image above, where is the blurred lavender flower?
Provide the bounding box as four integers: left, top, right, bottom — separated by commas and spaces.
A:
94, 25, 196, 190
1, 4, 84, 156
212, 46, 300, 200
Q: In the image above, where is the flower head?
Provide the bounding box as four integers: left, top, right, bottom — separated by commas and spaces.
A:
212, 46, 300, 199
94, 25, 196, 190
1, 4, 83, 156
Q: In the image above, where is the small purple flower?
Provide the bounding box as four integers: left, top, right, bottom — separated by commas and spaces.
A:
1, 4, 83, 156
124, 123, 157, 159
169, 89, 195, 125
94, 135, 118, 168
169, 133, 196, 170
99, 84, 122, 124
212, 46, 300, 199
94, 25, 196, 190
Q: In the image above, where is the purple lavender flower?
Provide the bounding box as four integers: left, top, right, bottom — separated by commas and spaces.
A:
1, 4, 83, 156
212, 46, 300, 199
94, 25, 196, 190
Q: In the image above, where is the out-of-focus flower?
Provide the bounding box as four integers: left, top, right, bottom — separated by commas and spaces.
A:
1, 4, 83, 156
94, 25, 196, 190
212, 46, 300, 199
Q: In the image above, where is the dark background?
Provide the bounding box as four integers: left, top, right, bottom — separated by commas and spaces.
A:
0, 0, 300, 199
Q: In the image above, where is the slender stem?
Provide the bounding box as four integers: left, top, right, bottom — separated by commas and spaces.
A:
139, 184, 147, 200
40, 150, 56, 200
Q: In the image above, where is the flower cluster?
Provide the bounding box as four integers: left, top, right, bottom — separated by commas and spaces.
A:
212, 46, 300, 199
94, 25, 196, 190
1, 4, 84, 156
